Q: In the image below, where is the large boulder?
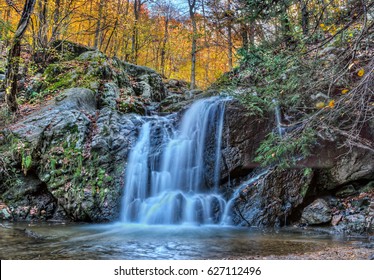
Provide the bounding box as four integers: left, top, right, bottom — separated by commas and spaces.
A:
0, 84, 140, 222
301, 198, 332, 225
221, 100, 274, 181
230, 168, 313, 227
114, 61, 167, 102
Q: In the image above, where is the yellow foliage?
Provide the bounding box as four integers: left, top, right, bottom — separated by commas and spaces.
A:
357, 69, 365, 77
329, 25, 337, 35
328, 100, 335, 108
316, 102, 325, 109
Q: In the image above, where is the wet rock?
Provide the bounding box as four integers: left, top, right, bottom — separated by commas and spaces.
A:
331, 214, 342, 226
0, 203, 11, 220
351, 197, 370, 209
232, 169, 313, 227
301, 199, 332, 225
336, 185, 357, 198
343, 214, 367, 234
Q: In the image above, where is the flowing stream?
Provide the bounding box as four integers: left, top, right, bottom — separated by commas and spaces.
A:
1, 223, 363, 260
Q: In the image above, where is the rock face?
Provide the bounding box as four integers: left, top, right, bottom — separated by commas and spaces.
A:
221, 100, 274, 182
301, 199, 332, 225
0, 86, 137, 221
230, 169, 313, 227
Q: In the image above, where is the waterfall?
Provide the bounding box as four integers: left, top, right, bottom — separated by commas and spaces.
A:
272, 99, 283, 137
221, 171, 268, 225
121, 96, 229, 225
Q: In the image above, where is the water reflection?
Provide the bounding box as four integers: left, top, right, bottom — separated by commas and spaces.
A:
0, 223, 361, 260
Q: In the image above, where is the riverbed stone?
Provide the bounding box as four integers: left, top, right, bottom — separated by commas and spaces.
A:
343, 214, 367, 234
301, 199, 332, 225
0, 203, 11, 220
331, 214, 342, 226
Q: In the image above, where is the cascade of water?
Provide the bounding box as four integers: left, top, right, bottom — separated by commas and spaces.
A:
272, 99, 283, 137
220, 171, 268, 225
121, 96, 229, 225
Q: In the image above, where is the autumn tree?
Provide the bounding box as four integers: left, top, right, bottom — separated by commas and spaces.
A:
150, 0, 179, 76
188, 0, 198, 89
5, 0, 36, 112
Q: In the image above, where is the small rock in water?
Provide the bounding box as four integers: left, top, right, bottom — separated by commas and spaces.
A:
343, 214, 366, 233
331, 214, 342, 226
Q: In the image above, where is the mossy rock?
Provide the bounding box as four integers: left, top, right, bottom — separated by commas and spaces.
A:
50, 40, 94, 60
78, 51, 106, 62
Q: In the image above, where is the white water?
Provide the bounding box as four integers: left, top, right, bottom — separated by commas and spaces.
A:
272, 99, 284, 137
121, 97, 230, 225
221, 171, 268, 225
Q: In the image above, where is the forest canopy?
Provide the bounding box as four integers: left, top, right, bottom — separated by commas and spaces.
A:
0, 0, 370, 87
0, 0, 373, 119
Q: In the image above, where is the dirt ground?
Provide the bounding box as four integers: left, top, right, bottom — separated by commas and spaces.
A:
232, 246, 374, 260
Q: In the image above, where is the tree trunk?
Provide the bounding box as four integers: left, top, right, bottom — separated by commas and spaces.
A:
51, 0, 61, 41
131, 0, 141, 64
249, 20, 255, 46
227, 0, 233, 70
240, 22, 249, 52
94, 0, 104, 50
300, 0, 309, 36
5, 0, 36, 113
104, 19, 119, 54
160, 16, 169, 76
37, 0, 49, 49
280, 4, 293, 47
188, 0, 197, 89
